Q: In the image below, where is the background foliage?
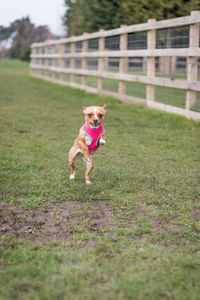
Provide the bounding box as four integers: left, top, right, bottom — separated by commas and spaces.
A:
63, 0, 200, 36
0, 17, 50, 61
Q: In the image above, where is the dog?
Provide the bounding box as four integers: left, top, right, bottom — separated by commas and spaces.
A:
68, 104, 106, 184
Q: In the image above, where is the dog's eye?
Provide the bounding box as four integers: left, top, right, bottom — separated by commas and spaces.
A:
88, 114, 93, 118
98, 114, 103, 118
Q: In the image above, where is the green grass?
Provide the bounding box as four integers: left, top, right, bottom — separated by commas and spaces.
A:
87, 76, 98, 88
0, 59, 200, 300
126, 82, 146, 99
75, 74, 82, 85
155, 86, 186, 108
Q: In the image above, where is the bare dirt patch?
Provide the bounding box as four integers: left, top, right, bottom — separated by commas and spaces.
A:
1, 200, 199, 247
0, 200, 118, 244
192, 208, 200, 222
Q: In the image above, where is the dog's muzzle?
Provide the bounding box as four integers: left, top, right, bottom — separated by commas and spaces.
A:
93, 119, 99, 126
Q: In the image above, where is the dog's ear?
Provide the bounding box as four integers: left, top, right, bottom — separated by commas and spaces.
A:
102, 103, 106, 113
83, 106, 87, 114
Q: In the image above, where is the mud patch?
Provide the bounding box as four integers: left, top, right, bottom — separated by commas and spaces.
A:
192, 208, 200, 222
0, 200, 118, 245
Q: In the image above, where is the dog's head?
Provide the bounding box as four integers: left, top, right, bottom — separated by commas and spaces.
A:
83, 104, 106, 128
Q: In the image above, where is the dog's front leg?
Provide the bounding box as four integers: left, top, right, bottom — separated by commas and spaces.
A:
99, 131, 106, 145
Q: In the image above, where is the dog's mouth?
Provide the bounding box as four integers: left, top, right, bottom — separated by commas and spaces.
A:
89, 120, 100, 127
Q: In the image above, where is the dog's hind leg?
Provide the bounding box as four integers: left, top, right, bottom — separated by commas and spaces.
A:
69, 147, 84, 180
85, 154, 94, 184
69, 163, 75, 179
68, 147, 76, 180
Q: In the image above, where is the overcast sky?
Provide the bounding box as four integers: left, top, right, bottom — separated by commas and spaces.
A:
0, 0, 66, 35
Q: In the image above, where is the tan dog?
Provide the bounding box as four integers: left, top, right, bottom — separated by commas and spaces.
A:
68, 104, 106, 184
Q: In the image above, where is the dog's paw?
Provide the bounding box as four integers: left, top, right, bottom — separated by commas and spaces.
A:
69, 172, 75, 180
86, 180, 92, 184
99, 138, 106, 145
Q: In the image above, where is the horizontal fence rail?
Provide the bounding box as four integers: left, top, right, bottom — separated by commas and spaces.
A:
30, 11, 200, 121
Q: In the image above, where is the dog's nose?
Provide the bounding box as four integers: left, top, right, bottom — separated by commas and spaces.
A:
94, 119, 98, 125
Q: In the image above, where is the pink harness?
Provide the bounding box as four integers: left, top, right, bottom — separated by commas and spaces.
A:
83, 123, 104, 151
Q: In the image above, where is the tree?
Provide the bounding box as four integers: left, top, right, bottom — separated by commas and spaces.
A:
63, 0, 84, 36
0, 17, 50, 61
63, 0, 200, 36
63, 0, 122, 36
118, 0, 200, 25
80, 0, 122, 32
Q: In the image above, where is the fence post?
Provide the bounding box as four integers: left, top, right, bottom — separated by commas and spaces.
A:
52, 45, 57, 79
45, 46, 48, 78
82, 33, 88, 86
98, 29, 105, 91
119, 25, 127, 95
171, 56, 176, 80
186, 11, 200, 110
70, 39, 75, 83
60, 43, 65, 82
146, 19, 156, 102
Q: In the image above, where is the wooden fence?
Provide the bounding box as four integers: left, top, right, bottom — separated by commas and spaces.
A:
30, 11, 200, 121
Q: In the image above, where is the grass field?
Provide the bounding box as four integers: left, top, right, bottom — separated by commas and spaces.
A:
0, 59, 200, 300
